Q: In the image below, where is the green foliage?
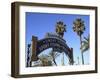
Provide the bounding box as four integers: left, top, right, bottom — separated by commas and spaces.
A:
73, 18, 85, 36
55, 21, 66, 37
38, 54, 53, 66
81, 35, 89, 53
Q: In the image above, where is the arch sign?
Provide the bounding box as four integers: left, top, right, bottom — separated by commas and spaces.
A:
31, 33, 74, 65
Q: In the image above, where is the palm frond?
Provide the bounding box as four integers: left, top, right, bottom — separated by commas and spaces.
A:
81, 35, 89, 53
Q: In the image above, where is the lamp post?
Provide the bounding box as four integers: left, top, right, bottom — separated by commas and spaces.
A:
73, 18, 85, 65
27, 44, 31, 67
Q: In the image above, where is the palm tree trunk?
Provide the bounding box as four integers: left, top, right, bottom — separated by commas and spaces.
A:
62, 52, 64, 66
80, 35, 84, 65
52, 51, 57, 66
53, 58, 57, 66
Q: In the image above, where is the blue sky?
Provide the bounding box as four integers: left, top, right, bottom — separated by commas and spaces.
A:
26, 12, 90, 65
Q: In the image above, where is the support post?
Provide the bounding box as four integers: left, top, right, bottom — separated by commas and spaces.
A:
30, 36, 38, 66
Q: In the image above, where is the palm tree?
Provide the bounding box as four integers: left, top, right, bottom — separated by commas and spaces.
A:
81, 35, 89, 53
38, 54, 53, 66
47, 50, 61, 66
73, 18, 85, 64
38, 49, 61, 66
55, 21, 66, 65
55, 21, 66, 38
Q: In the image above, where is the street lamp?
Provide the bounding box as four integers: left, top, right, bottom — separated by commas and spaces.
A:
73, 18, 85, 65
